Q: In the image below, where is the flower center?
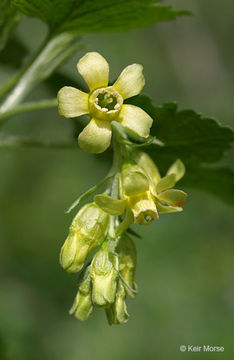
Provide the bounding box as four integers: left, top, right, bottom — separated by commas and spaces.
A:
89, 86, 123, 121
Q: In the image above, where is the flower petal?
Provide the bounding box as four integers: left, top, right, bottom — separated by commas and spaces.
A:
78, 118, 112, 154
118, 104, 153, 138
94, 195, 126, 215
166, 159, 185, 182
77, 52, 109, 92
155, 199, 183, 214
157, 189, 187, 207
58, 86, 89, 118
156, 174, 176, 193
113, 64, 145, 99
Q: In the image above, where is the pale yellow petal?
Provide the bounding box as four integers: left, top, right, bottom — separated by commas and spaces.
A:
58, 86, 89, 118
94, 195, 126, 215
77, 52, 109, 92
78, 119, 112, 154
118, 104, 153, 138
156, 174, 176, 193
113, 64, 145, 99
157, 189, 187, 207
166, 159, 186, 182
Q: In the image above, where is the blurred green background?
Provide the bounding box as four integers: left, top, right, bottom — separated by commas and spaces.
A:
0, 0, 234, 359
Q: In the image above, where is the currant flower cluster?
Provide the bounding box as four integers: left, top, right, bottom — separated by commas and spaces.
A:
57, 52, 187, 324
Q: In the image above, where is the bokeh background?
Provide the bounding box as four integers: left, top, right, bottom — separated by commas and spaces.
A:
0, 0, 234, 359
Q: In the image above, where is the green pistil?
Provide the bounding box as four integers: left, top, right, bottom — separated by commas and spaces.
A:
97, 92, 117, 111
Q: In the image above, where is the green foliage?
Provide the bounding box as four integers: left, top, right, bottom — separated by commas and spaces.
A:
0, 0, 22, 51
125, 95, 234, 204
128, 95, 234, 167
11, 0, 188, 34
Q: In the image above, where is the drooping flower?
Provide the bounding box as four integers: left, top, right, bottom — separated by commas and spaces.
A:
57, 52, 153, 153
94, 153, 187, 235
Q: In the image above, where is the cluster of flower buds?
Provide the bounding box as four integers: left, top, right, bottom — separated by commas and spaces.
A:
59, 150, 186, 324
60, 211, 137, 324
70, 235, 136, 324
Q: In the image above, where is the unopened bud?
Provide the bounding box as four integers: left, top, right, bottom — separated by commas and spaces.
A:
60, 203, 109, 273
106, 282, 129, 325
120, 161, 149, 196
91, 241, 118, 307
116, 234, 137, 298
69, 266, 93, 321
135, 151, 161, 185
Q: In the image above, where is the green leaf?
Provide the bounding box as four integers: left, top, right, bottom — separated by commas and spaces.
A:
127, 95, 234, 170
11, 0, 189, 34
0, 0, 22, 51
181, 166, 234, 206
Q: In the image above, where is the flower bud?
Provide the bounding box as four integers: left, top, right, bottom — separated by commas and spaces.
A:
91, 241, 118, 307
106, 282, 129, 325
60, 203, 109, 273
116, 234, 137, 298
69, 266, 93, 321
134, 151, 161, 185
120, 161, 149, 196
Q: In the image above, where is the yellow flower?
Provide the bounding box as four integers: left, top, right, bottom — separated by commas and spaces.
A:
57, 52, 153, 153
94, 155, 187, 235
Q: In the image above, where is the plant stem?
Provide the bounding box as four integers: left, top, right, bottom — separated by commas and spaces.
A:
108, 131, 123, 240
0, 32, 81, 114
0, 98, 57, 124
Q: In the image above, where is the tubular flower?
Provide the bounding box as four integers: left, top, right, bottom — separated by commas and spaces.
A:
94, 154, 187, 235
57, 52, 153, 153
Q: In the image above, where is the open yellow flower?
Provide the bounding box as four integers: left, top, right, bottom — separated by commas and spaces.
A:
58, 52, 153, 153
